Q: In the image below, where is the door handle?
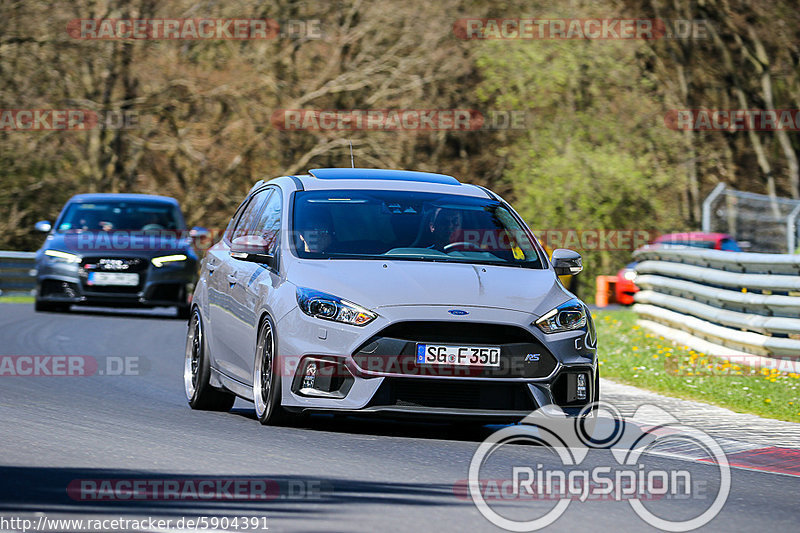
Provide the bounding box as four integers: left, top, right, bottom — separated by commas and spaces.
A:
227, 272, 238, 285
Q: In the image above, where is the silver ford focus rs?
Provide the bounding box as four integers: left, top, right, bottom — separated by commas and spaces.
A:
184, 168, 597, 425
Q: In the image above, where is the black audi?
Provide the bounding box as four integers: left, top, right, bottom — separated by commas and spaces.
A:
33, 193, 202, 317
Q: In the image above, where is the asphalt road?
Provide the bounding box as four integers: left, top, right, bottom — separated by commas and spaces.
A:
0, 302, 797, 532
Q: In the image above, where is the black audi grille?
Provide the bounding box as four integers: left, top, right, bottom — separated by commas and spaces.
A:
370, 378, 536, 411
81, 257, 148, 272
80, 256, 147, 294
353, 321, 558, 379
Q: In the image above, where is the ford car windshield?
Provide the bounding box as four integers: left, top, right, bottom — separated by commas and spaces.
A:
292, 190, 545, 268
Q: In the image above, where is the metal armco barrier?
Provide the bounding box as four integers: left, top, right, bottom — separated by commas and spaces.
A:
633, 246, 800, 358
0, 251, 37, 295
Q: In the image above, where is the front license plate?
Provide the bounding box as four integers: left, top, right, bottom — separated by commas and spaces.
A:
416, 344, 501, 367
88, 272, 139, 286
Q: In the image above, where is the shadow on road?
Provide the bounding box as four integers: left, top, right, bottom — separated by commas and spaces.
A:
228, 407, 500, 442
0, 465, 462, 517
42, 306, 183, 321
227, 407, 647, 448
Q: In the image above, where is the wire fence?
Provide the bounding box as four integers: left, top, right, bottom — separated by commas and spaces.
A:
702, 183, 800, 254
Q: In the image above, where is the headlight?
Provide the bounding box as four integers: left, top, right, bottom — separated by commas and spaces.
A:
534, 299, 587, 334
151, 254, 187, 267
296, 287, 377, 326
44, 249, 81, 264
623, 270, 637, 281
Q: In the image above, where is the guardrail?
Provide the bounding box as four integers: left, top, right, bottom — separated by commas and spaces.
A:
632, 247, 800, 358
0, 251, 37, 295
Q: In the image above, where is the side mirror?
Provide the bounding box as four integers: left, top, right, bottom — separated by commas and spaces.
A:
189, 226, 210, 239
35, 220, 52, 233
552, 248, 582, 276
230, 235, 276, 268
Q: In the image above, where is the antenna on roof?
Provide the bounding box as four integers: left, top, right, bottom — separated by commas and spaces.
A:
348, 140, 355, 168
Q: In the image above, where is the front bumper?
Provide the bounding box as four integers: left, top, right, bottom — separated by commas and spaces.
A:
274, 305, 597, 421
35, 254, 197, 308
615, 278, 639, 305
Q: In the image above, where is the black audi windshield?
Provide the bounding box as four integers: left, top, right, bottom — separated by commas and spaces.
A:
56, 201, 185, 232
292, 190, 544, 268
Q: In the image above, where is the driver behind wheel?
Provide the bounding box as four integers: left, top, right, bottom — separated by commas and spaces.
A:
426, 207, 463, 251
297, 209, 335, 254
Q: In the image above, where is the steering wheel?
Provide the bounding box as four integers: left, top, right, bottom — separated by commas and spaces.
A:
443, 241, 481, 252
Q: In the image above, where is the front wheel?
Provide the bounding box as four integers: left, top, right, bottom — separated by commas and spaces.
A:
253, 316, 288, 425
184, 309, 235, 411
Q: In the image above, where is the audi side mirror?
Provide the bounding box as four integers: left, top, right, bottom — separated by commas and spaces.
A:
190, 226, 210, 239
34, 220, 52, 233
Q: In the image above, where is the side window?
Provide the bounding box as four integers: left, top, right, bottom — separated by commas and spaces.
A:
223, 214, 238, 243
255, 189, 282, 254
232, 189, 272, 240
223, 198, 250, 243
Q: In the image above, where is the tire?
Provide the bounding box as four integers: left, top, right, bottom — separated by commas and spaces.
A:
184, 308, 235, 411
253, 315, 288, 425
34, 298, 69, 313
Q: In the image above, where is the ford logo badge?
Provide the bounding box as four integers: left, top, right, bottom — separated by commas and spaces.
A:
448, 309, 469, 316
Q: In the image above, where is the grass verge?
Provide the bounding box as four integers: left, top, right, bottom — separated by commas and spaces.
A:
0, 295, 34, 303
596, 309, 800, 423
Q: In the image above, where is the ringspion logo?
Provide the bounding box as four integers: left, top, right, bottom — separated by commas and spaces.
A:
468, 402, 730, 531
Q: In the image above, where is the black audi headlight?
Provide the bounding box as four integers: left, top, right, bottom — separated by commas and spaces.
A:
151, 254, 188, 267
296, 287, 377, 326
44, 249, 81, 264
534, 298, 587, 334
